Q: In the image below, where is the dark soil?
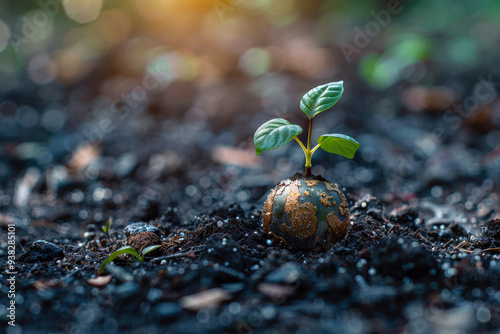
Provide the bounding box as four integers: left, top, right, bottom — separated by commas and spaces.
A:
1, 8, 500, 331
1, 125, 500, 333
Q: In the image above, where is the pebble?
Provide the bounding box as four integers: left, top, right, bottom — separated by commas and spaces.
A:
389, 205, 418, 225
14, 167, 41, 207
146, 288, 164, 302
115, 152, 138, 178
20, 240, 64, 263
265, 262, 305, 284
155, 303, 181, 318
351, 194, 384, 219
123, 222, 162, 237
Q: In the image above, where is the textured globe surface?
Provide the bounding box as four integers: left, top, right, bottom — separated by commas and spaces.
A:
262, 174, 350, 251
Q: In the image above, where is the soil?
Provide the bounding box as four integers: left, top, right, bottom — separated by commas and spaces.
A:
2, 116, 500, 334
1, 48, 500, 334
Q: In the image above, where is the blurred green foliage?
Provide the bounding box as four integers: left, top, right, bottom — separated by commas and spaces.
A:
0, 0, 499, 89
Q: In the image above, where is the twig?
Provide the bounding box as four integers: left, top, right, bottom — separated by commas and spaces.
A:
388, 224, 401, 234
441, 239, 454, 250
451, 241, 468, 253
481, 247, 500, 253
150, 247, 203, 263
416, 232, 431, 245
458, 248, 474, 253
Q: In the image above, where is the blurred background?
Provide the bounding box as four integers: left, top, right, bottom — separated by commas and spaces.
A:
0, 0, 500, 213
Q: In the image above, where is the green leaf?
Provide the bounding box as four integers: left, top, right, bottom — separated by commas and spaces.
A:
98, 246, 140, 275
102, 218, 111, 235
300, 81, 344, 119
254, 118, 302, 155
317, 134, 360, 159
140, 245, 163, 262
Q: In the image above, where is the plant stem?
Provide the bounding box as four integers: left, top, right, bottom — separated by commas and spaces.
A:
307, 117, 313, 152
305, 117, 313, 176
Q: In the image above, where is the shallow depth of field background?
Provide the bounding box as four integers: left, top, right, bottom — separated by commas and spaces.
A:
1, 0, 500, 198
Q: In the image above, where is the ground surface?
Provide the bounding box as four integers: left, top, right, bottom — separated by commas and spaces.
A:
1, 92, 500, 334
1, 31, 500, 330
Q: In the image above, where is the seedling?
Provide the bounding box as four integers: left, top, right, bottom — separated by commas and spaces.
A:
254, 81, 359, 176
254, 81, 360, 251
102, 217, 112, 241
98, 245, 162, 274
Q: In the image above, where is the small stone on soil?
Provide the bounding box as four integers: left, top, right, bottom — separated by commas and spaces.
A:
126, 231, 164, 255
20, 240, 64, 263
123, 222, 162, 237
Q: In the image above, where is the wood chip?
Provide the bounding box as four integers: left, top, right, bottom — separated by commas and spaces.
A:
87, 275, 112, 287
211, 146, 259, 167
257, 282, 295, 300
14, 167, 41, 207
180, 288, 232, 311
67, 144, 101, 173
33, 280, 62, 290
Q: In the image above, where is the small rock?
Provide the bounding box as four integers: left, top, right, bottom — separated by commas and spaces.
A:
389, 205, 418, 226
147, 288, 164, 302
351, 194, 384, 219
115, 152, 138, 178
265, 262, 306, 284
83, 231, 96, 241
20, 240, 64, 263
126, 232, 164, 256
123, 222, 162, 238
155, 303, 181, 318
258, 282, 295, 301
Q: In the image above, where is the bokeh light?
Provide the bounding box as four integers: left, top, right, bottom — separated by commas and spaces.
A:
239, 48, 271, 77
63, 0, 102, 24
28, 54, 57, 85
0, 19, 10, 53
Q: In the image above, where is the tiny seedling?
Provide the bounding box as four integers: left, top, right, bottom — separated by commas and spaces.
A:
98, 245, 162, 275
254, 81, 359, 176
102, 217, 112, 241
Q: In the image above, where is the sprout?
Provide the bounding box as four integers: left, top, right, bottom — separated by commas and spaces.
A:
102, 217, 112, 241
254, 81, 360, 176
98, 245, 162, 275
